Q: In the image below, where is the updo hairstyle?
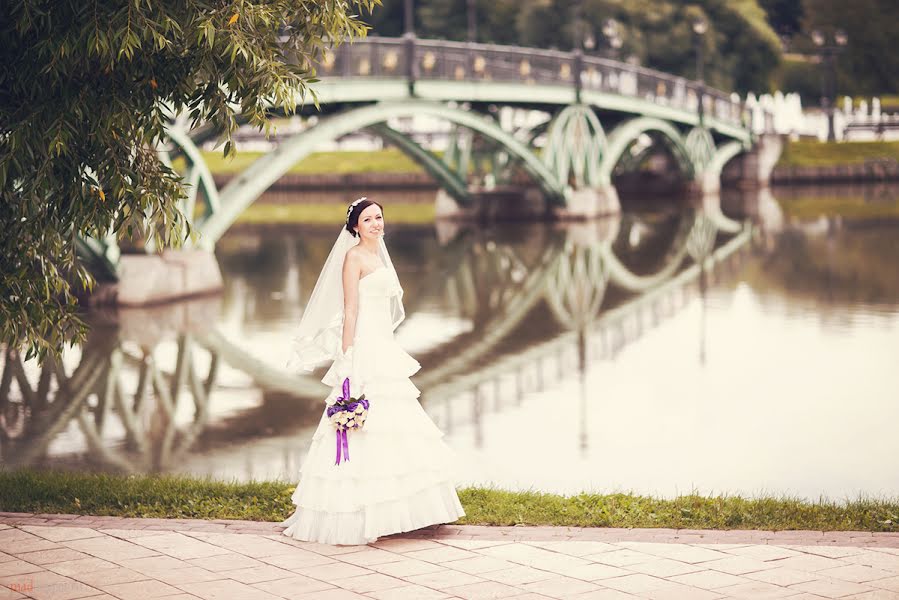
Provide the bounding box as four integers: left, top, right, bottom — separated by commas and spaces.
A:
345, 198, 384, 238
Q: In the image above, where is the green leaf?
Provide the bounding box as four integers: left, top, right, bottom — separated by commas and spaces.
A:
1, 0, 377, 359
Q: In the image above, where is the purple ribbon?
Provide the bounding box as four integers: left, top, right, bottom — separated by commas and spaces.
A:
326, 378, 369, 465
335, 429, 349, 464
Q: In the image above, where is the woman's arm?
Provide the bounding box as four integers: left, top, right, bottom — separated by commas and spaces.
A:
341, 250, 361, 354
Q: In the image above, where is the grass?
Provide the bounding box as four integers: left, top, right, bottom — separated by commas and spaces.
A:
1, 469, 897, 532
194, 140, 899, 175
234, 202, 436, 225
777, 140, 899, 168
775, 194, 899, 221
192, 148, 424, 175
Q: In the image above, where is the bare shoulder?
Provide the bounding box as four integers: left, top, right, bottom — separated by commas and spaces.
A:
343, 246, 362, 273
345, 245, 362, 258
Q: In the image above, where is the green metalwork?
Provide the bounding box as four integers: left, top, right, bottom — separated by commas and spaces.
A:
707, 140, 746, 178
160, 126, 222, 229
197, 101, 569, 247
685, 212, 719, 263
365, 123, 469, 203
601, 210, 699, 293
312, 80, 752, 144
542, 105, 608, 189
443, 124, 473, 181
684, 127, 717, 173
544, 243, 609, 330
2, 333, 220, 471
73, 35, 761, 273
601, 116, 697, 185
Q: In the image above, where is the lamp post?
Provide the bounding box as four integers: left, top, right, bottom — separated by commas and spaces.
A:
403, 0, 416, 95
467, 0, 477, 43
601, 18, 622, 62
812, 29, 848, 142
572, 0, 585, 103
692, 17, 708, 126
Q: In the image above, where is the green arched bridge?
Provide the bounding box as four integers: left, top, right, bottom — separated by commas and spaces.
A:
84, 36, 777, 276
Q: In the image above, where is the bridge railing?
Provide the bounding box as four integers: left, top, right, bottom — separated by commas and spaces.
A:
316, 36, 760, 129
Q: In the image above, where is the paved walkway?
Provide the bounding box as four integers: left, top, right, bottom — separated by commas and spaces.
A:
1, 513, 899, 600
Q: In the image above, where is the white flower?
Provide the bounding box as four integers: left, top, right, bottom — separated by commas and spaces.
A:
354, 405, 365, 414
346, 418, 356, 428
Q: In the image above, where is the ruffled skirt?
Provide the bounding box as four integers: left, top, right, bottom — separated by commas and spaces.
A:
280, 332, 465, 546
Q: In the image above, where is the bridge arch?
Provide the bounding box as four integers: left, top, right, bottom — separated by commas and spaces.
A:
197, 101, 569, 247
600, 117, 694, 185
601, 210, 704, 292
707, 140, 746, 178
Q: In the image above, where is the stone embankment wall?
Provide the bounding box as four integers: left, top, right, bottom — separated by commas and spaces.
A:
772, 161, 899, 184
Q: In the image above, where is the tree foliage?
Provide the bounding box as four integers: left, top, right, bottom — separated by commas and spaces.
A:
0, 0, 377, 360
798, 0, 898, 96
759, 0, 803, 37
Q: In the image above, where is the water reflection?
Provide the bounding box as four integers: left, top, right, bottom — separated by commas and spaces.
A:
2, 190, 898, 499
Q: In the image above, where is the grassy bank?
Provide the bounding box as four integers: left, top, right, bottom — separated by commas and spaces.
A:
199, 142, 899, 175
775, 194, 899, 221
234, 202, 436, 225
1, 469, 897, 532
777, 140, 899, 168
196, 148, 423, 175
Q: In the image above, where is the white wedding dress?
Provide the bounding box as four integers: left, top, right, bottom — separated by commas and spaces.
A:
280, 266, 465, 545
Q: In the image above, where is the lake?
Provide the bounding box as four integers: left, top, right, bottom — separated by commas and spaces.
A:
2, 185, 897, 501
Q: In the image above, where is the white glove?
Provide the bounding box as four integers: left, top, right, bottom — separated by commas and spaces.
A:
333, 344, 354, 380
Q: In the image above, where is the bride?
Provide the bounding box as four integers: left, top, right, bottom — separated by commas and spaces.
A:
280, 197, 466, 546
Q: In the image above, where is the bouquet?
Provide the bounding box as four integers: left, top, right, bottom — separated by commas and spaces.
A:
326, 377, 369, 465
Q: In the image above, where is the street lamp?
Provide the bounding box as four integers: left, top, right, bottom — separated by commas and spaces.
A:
602, 18, 622, 61
812, 29, 848, 142
403, 0, 413, 35
692, 17, 708, 125
572, 0, 585, 103
403, 0, 416, 95
466, 0, 477, 43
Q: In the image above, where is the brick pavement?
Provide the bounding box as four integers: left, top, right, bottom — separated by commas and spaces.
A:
1, 512, 898, 599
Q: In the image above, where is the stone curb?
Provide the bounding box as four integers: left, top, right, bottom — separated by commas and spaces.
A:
1, 512, 896, 547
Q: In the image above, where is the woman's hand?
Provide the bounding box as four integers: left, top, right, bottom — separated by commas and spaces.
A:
334, 343, 354, 381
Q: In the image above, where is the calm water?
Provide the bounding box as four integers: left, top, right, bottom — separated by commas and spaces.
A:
2, 187, 898, 500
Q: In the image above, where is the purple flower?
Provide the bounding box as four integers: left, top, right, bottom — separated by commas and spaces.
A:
326, 378, 370, 465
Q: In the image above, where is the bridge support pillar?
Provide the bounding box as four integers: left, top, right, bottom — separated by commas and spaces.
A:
722, 134, 784, 189
553, 185, 620, 220
435, 188, 477, 220
91, 250, 223, 307
687, 170, 722, 197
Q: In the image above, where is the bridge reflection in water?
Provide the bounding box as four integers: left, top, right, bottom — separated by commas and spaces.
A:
1, 202, 749, 486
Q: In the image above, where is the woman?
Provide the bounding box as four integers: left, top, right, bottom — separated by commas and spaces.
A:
280, 197, 465, 546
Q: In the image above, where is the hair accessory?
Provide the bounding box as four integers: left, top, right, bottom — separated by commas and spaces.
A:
345, 197, 368, 224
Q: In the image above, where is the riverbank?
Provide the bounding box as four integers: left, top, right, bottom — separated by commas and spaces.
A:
772, 185, 899, 221
234, 202, 436, 225
198, 148, 425, 176
197, 143, 899, 194
1, 469, 897, 532
772, 140, 899, 184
